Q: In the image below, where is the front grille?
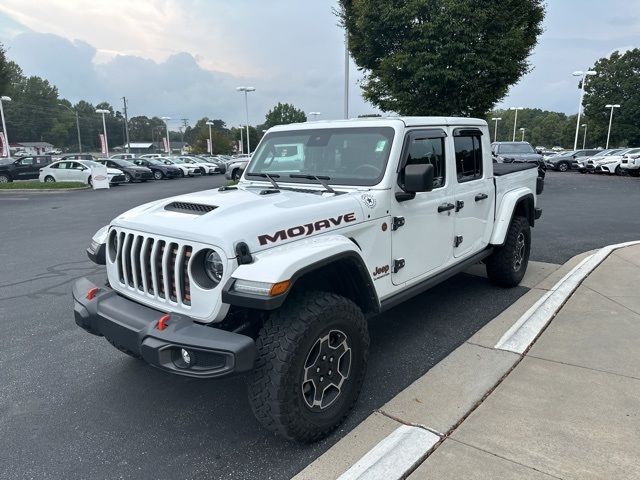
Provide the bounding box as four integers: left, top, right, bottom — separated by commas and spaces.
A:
112, 231, 192, 306
111, 174, 125, 182
164, 202, 217, 215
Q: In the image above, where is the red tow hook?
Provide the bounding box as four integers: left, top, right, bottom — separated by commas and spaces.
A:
86, 287, 100, 300
156, 314, 170, 331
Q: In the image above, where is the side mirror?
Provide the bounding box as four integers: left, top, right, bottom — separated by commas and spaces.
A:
404, 163, 434, 193
536, 150, 543, 154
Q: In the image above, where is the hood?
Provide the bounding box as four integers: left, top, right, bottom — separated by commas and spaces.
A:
592, 155, 623, 165
106, 168, 123, 175
111, 185, 368, 257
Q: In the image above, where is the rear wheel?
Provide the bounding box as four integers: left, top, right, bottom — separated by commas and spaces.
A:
486, 216, 531, 287
248, 291, 369, 442
44, 175, 56, 183
0, 174, 11, 183
557, 161, 569, 172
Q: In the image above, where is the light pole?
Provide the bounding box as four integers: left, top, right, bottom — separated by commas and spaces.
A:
95, 109, 110, 157
161, 116, 171, 154
239, 126, 244, 154
581, 124, 588, 149
206, 120, 214, 154
605, 104, 620, 149
308, 112, 321, 121
519, 127, 526, 141
59, 103, 82, 152
510, 107, 523, 141
491, 117, 502, 142
0, 96, 11, 157
572, 70, 597, 151
236, 86, 255, 155
344, 30, 349, 119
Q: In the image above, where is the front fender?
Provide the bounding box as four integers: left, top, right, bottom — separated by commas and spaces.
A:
232, 235, 362, 284
222, 235, 375, 311
490, 188, 534, 246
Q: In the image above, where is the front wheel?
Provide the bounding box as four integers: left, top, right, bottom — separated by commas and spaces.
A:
153, 170, 164, 180
0, 174, 11, 183
486, 216, 531, 287
557, 161, 569, 172
123, 172, 132, 183
248, 291, 369, 442
44, 175, 56, 183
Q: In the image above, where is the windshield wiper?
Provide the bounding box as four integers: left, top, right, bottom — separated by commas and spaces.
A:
245, 172, 280, 189
289, 174, 335, 193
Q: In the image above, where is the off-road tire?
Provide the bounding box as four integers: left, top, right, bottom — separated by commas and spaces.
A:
106, 337, 141, 359
248, 291, 369, 443
486, 216, 531, 287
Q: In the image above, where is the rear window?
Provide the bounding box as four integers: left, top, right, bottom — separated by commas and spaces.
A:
498, 143, 534, 154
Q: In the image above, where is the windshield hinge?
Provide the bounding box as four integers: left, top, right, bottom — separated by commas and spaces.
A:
392, 216, 405, 231
393, 258, 405, 273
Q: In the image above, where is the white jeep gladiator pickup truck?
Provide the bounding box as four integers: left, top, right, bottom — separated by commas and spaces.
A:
74, 117, 544, 442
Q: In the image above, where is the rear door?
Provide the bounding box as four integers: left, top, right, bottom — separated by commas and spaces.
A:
391, 129, 456, 285
452, 128, 494, 258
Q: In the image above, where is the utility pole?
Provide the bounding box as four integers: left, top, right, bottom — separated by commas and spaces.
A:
122, 97, 131, 153
180, 118, 189, 145
344, 30, 349, 119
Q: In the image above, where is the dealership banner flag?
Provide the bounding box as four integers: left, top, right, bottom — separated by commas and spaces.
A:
207, 139, 212, 153
163, 137, 169, 153
99, 133, 107, 154
0, 132, 6, 157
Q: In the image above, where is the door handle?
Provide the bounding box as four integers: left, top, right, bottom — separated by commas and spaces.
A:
475, 193, 489, 202
438, 202, 455, 213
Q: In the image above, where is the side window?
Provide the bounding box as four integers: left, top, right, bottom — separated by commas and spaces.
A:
405, 135, 446, 188
49, 163, 59, 169
454, 134, 483, 183
57, 162, 69, 169
20, 157, 34, 166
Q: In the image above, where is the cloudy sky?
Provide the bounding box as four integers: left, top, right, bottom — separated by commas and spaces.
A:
0, 0, 638, 129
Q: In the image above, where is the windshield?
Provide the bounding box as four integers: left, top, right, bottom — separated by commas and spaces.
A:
246, 127, 394, 186
171, 158, 186, 164
604, 149, 623, 156
498, 143, 535, 154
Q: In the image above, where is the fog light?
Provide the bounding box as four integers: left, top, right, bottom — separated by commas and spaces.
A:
181, 348, 192, 366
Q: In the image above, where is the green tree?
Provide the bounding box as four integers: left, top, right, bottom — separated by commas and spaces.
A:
583, 49, 640, 148
263, 102, 307, 129
338, 0, 545, 116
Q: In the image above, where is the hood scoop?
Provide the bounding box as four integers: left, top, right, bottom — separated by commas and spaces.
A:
164, 201, 217, 215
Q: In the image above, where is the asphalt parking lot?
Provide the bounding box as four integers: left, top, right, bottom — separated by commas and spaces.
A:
1, 171, 639, 479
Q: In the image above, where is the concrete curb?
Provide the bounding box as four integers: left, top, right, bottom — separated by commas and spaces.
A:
293, 243, 639, 480
0, 186, 90, 193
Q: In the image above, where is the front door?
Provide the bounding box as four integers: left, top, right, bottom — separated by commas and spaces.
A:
391, 129, 455, 285
452, 129, 494, 258
14, 157, 34, 179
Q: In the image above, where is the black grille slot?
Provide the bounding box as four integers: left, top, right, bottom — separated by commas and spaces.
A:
164, 202, 217, 215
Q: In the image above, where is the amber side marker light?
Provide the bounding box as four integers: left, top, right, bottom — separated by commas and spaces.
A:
269, 280, 291, 296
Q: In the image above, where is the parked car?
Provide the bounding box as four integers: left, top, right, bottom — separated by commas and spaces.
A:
491, 142, 544, 168
545, 149, 599, 172
110, 153, 138, 160
158, 157, 201, 177
96, 159, 153, 183
175, 156, 219, 175
139, 154, 164, 159
59, 154, 98, 161
592, 148, 640, 175
0, 155, 53, 183
132, 158, 182, 180
225, 157, 250, 181
196, 156, 226, 174
619, 148, 640, 177
75, 116, 544, 442
576, 149, 624, 173
39, 160, 125, 186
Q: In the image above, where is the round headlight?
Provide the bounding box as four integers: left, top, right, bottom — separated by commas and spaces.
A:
204, 250, 224, 284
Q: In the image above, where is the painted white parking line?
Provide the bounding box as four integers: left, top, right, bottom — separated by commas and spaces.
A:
0, 197, 29, 200
495, 240, 640, 354
336, 424, 440, 480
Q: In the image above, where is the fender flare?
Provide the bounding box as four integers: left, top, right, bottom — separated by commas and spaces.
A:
221, 235, 379, 312
490, 189, 535, 246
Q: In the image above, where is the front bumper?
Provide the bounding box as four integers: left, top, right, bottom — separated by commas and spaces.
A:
73, 278, 255, 378
110, 174, 126, 184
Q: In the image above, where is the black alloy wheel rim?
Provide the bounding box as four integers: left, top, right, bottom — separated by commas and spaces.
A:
301, 329, 352, 411
513, 232, 526, 271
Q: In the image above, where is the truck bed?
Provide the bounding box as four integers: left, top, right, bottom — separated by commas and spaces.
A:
493, 162, 538, 176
